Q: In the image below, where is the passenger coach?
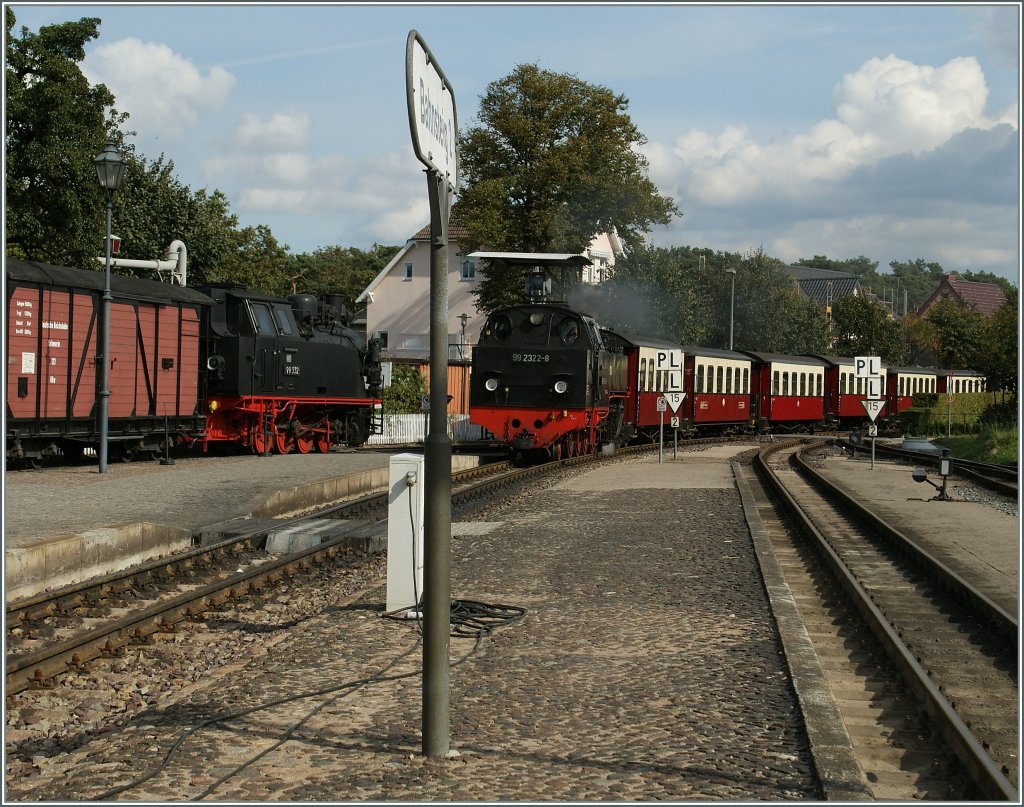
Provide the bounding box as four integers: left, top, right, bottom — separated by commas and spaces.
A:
679, 345, 754, 435
742, 351, 826, 432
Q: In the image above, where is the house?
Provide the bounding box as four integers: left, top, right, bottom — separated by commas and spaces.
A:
355, 226, 623, 412
784, 265, 861, 310
917, 273, 1007, 318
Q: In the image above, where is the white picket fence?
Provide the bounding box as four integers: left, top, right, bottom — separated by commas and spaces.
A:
366, 414, 489, 446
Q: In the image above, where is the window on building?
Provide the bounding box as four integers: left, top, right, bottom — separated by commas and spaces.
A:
404, 263, 413, 281
461, 257, 476, 280
378, 331, 389, 349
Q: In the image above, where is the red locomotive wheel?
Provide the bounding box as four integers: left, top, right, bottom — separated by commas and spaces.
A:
274, 432, 293, 455
294, 433, 313, 454
314, 434, 331, 453
251, 429, 270, 456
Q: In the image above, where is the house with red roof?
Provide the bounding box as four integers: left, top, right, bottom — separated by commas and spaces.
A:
917, 274, 1007, 318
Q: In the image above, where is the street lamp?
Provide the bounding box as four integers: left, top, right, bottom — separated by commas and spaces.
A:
94, 141, 126, 473
726, 268, 737, 350
458, 312, 469, 360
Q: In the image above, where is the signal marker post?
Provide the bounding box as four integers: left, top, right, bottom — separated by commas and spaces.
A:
407, 30, 458, 759
856, 356, 884, 471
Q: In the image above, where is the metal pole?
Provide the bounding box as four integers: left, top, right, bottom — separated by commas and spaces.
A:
422, 169, 451, 758
98, 193, 113, 473
727, 269, 737, 351
659, 408, 664, 463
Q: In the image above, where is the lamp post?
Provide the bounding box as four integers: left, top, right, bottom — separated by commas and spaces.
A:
94, 141, 126, 473
458, 313, 469, 360
727, 268, 737, 350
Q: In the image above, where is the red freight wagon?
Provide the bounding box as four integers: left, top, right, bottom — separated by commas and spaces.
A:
6, 259, 212, 465
742, 351, 826, 432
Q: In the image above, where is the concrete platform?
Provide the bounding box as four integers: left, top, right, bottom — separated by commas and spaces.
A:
4, 450, 481, 601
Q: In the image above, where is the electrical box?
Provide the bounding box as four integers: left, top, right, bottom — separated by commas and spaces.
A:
386, 453, 425, 613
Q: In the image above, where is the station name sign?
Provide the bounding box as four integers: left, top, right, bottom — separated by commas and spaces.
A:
406, 31, 458, 191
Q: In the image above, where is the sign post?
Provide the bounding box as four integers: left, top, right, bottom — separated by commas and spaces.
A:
407, 30, 457, 759
855, 356, 883, 470
656, 396, 667, 463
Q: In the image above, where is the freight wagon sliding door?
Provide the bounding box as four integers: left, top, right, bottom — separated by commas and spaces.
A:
122, 303, 203, 419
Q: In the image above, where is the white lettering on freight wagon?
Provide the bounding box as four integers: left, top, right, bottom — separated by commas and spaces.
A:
43, 321, 68, 330
22, 353, 35, 373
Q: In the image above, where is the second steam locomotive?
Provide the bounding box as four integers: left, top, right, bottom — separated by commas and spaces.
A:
5, 258, 382, 466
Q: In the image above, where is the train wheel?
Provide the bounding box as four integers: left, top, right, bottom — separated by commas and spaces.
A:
251, 428, 270, 456
294, 433, 314, 454
314, 434, 331, 454
274, 432, 292, 455
552, 442, 563, 461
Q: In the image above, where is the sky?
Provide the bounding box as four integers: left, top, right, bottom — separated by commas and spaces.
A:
6, 2, 1022, 285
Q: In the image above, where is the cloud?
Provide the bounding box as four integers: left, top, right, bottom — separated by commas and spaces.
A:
642, 54, 1019, 278
84, 38, 235, 138
647, 54, 1013, 209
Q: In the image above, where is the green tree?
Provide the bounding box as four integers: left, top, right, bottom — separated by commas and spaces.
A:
286, 244, 401, 311
899, 314, 941, 367
4, 9, 124, 268
458, 63, 679, 312
886, 258, 946, 313
924, 297, 987, 370
977, 292, 1018, 395
830, 294, 905, 362
381, 363, 427, 414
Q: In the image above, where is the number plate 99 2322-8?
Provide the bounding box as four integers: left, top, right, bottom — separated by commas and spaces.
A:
511, 353, 550, 363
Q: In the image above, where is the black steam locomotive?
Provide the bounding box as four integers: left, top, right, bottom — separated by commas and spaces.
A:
5, 257, 382, 465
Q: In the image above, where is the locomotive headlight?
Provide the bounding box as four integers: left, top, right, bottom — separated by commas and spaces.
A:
485, 377, 499, 392
553, 380, 568, 394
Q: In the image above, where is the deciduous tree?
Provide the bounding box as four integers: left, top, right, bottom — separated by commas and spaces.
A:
458, 64, 679, 311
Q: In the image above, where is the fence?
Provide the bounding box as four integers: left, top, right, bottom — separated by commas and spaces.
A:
366, 413, 489, 446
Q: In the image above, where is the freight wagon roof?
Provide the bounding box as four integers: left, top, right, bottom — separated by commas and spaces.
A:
739, 351, 827, 367
6, 258, 214, 306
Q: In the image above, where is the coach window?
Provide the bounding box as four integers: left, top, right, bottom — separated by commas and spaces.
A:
816, 374, 822, 396
639, 358, 647, 392
782, 372, 790, 396
696, 363, 705, 393
725, 366, 732, 393
772, 370, 780, 395
742, 367, 749, 393
715, 365, 723, 394
648, 362, 655, 392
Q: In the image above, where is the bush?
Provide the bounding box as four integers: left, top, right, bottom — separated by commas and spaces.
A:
898, 392, 993, 436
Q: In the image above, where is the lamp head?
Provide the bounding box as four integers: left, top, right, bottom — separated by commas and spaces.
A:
94, 141, 126, 193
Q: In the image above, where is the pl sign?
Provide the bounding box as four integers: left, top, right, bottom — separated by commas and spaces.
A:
406, 31, 458, 192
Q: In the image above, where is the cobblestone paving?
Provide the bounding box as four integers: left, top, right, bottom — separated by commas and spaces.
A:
8, 480, 821, 802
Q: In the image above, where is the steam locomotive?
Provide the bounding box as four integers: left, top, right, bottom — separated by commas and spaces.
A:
468, 253, 986, 462
5, 258, 382, 466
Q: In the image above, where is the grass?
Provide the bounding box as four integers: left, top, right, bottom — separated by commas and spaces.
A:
935, 423, 1019, 465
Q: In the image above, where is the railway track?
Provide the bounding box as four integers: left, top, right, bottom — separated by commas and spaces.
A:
746, 439, 1017, 801
5, 449, 632, 697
